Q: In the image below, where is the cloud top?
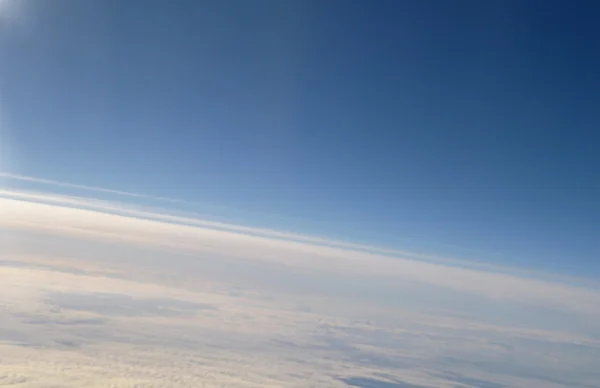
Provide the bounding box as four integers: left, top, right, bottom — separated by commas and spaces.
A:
1, 185, 600, 387
1, 189, 599, 326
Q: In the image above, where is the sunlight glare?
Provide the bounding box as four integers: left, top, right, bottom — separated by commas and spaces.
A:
0, 0, 25, 25
0, 0, 11, 14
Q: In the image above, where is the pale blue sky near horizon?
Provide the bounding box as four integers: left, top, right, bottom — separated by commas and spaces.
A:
0, 0, 598, 276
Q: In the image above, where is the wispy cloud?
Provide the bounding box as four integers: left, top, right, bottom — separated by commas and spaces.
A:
0, 174, 562, 276
0, 173, 194, 205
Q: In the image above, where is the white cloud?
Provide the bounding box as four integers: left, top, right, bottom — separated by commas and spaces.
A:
1, 191, 599, 324
1, 188, 600, 387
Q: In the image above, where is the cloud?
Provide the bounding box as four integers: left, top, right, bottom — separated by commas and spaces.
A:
1, 191, 599, 324
0, 174, 550, 273
1, 256, 599, 387
0, 173, 194, 206
1, 185, 600, 387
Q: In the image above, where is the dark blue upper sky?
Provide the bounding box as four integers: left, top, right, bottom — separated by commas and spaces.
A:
1, 0, 599, 274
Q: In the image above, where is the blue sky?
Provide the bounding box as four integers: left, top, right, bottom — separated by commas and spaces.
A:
0, 0, 598, 275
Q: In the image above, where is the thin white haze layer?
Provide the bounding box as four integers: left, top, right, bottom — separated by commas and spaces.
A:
0, 187, 599, 387
0, 173, 505, 268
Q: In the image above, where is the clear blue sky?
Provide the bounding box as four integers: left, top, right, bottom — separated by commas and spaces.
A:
1, 0, 598, 275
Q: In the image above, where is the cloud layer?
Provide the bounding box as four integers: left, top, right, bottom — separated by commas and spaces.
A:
1, 187, 599, 387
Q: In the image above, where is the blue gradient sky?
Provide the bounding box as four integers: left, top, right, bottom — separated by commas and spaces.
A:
1, 0, 599, 274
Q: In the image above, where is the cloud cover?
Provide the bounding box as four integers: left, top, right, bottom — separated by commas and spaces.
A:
1, 187, 599, 387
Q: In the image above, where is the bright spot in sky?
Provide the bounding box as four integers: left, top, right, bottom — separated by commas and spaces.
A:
0, 0, 22, 23
0, 0, 11, 14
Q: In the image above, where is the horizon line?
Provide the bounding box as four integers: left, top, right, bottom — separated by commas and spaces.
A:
1, 172, 597, 288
